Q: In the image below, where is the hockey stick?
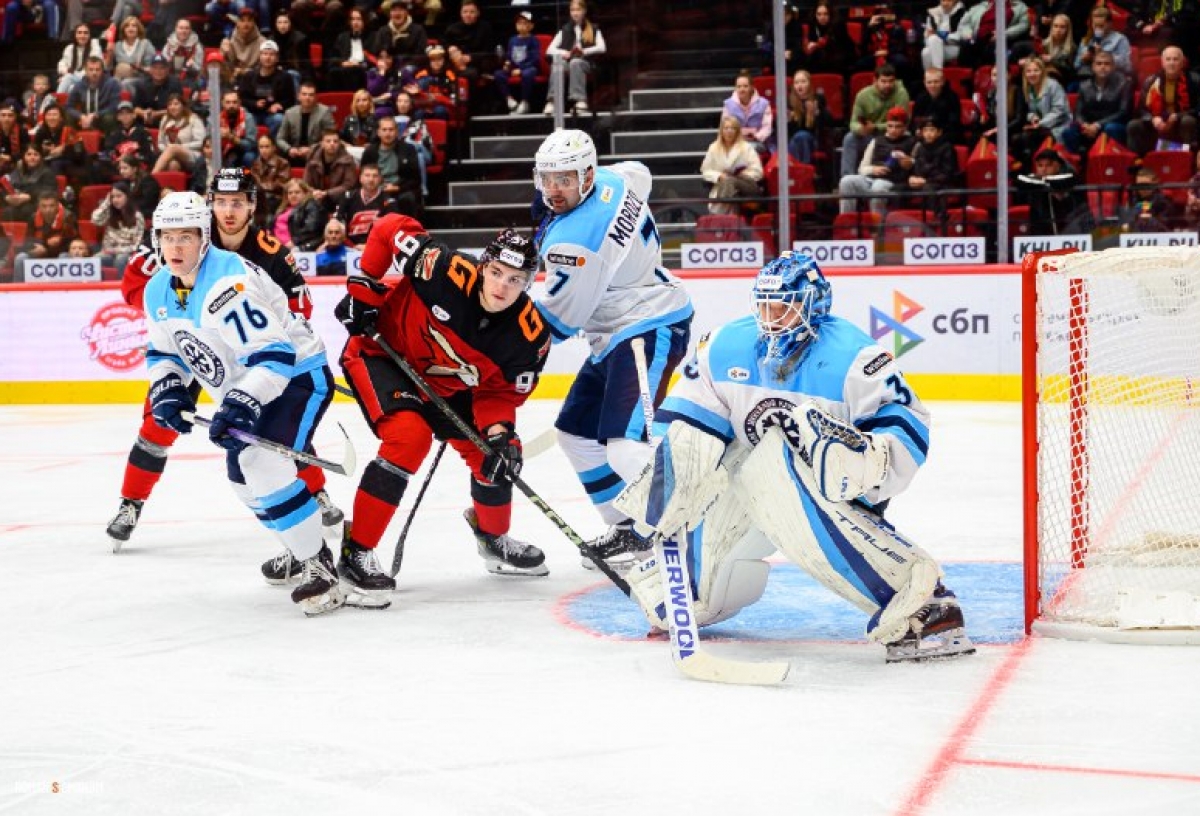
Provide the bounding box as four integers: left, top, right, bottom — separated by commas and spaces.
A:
335, 382, 356, 399
368, 332, 632, 596
389, 440, 447, 577
630, 337, 791, 686
183, 412, 357, 476
522, 426, 558, 459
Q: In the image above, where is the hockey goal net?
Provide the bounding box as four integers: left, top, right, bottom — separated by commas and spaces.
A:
1023, 247, 1200, 643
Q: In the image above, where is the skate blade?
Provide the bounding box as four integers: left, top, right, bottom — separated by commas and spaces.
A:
299, 585, 347, 617
484, 559, 550, 577
110, 536, 126, 554
885, 628, 976, 663
580, 556, 642, 574
345, 589, 391, 610
264, 574, 302, 587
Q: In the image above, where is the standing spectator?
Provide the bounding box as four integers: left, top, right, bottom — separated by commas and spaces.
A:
415, 44, 457, 120
370, 0, 428, 72
838, 106, 916, 216
800, 2, 857, 76
1127, 46, 1198, 156
271, 11, 311, 86
1041, 14, 1076, 88
57, 24, 104, 94
303, 129, 358, 212
840, 63, 909, 179
15, 190, 79, 277
117, 153, 161, 221
543, 0, 605, 115
65, 57, 122, 134
328, 7, 372, 92
151, 94, 206, 174
1, 0, 61, 44
911, 67, 964, 146
0, 102, 30, 178
220, 8, 265, 86
250, 134, 290, 222
922, 0, 967, 70
362, 115, 423, 216
393, 91, 432, 197
495, 11, 540, 116
1, 145, 56, 222
90, 180, 144, 271
1074, 5, 1132, 83
700, 115, 764, 216
1061, 49, 1131, 157
339, 89, 379, 161
219, 89, 257, 168
282, 179, 324, 251
1011, 56, 1069, 168
162, 19, 204, 92
442, 0, 498, 82
334, 163, 397, 247
236, 40, 294, 138
786, 69, 833, 166
276, 81, 335, 168
107, 16, 156, 94
906, 116, 959, 219
313, 219, 350, 276
132, 55, 183, 129
722, 69, 774, 161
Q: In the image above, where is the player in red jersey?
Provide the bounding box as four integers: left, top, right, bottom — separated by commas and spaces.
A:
333, 215, 551, 593
105, 168, 345, 556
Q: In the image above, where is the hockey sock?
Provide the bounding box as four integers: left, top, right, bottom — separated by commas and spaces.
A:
296, 461, 326, 495
470, 478, 512, 536
119, 426, 177, 502
351, 457, 411, 549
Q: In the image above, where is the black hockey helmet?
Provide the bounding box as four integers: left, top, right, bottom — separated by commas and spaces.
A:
208, 166, 258, 204
480, 228, 539, 287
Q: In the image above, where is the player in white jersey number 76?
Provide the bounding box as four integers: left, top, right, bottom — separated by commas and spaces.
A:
614, 251, 975, 663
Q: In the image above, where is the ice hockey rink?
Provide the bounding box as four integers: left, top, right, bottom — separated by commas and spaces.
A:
4, 398, 1199, 816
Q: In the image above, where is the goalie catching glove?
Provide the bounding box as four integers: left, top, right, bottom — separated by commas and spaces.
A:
794, 401, 889, 503
481, 425, 522, 485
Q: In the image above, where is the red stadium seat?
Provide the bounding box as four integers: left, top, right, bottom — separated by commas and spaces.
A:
424, 117, 448, 176
965, 157, 998, 211
316, 91, 355, 125
1141, 149, 1194, 206
882, 209, 937, 247
942, 206, 988, 237
831, 211, 881, 240
694, 214, 749, 243
152, 171, 188, 191
750, 212, 777, 257
77, 184, 112, 220
78, 220, 104, 247
809, 73, 846, 122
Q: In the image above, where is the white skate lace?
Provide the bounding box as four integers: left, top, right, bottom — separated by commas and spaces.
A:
270, 551, 294, 576
113, 503, 139, 526
355, 547, 382, 575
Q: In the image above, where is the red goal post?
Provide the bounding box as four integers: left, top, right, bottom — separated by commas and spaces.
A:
1022, 247, 1200, 643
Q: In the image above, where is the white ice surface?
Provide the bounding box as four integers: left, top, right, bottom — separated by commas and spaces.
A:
2, 401, 1198, 815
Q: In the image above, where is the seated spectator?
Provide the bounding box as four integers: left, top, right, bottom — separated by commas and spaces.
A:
237, 40, 294, 138
340, 90, 379, 162
700, 115, 764, 216
334, 163, 398, 247
1041, 14, 1076, 88
190, 136, 216, 194
250, 134, 290, 223
544, 0, 606, 115
314, 219, 351, 276
1132, 0, 1200, 52
912, 67, 964, 146
1074, 6, 1132, 83
1127, 46, 1198, 156
838, 106, 915, 216
220, 9, 265, 86
276, 81, 335, 167
204, 0, 244, 46
1, 0, 61, 45
362, 114, 423, 216
957, 0, 1031, 68
392, 93, 433, 197
1015, 148, 1091, 235
922, 0, 967, 70
91, 180, 144, 271
840, 63, 909, 179
218, 89, 256, 168
1120, 166, 1181, 231
162, 19, 204, 93
303, 129, 358, 213
32, 104, 83, 181
329, 8, 372, 92
786, 69, 833, 166
15, 190, 79, 277
722, 69, 774, 161
133, 55, 184, 129
0, 102, 30, 178
98, 100, 155, 181
443, 0, 499, 90
107, 16, 156, 94
21, 74, 55, 133
1061, 49, 1131, 158
1011, 56, 1069, 168
906, 116, 959, 219
271, 11, 311, 85
370, 0, 428, 73
281, 178, 324, 252
367, 50, 418, 119
1, 144, 56, 222
855, 4, 910, 78
495, 11, 540, 116
65, 57, 122, 134
57, 24, 104, 94
151, 94, 206, 174
799, 2, 857, 76
117, 153, 161, 221
415, 44, 458, 120
67, 237, 90, 257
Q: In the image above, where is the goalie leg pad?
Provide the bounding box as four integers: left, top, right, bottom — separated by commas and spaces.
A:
614, 422, 728, 538
795, 401, 889, 503
737, 427, 942, 625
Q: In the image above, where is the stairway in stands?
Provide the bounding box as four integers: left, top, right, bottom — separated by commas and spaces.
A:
424, 1, 765, 263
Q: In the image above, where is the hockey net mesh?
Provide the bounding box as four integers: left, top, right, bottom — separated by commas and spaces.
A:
1034, 247, 1200, 634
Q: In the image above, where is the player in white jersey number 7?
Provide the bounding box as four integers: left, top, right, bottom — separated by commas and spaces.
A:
614, 251, 975, 663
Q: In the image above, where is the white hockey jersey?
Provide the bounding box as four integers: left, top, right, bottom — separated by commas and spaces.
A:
143, 246, 328, 407
537, 163, 693, 359
655, 315, 931, 503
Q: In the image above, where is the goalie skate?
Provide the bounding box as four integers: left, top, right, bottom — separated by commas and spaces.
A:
291, 545, 346, 617
106, 498, 144, 552
464, 508, 549, 577
885, 585, 976, 663
580, 521, 653, 573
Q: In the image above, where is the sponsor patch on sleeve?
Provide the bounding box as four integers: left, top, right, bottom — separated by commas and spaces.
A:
207, 286, 239, 314
547, 252, 582, 267
863, 352, 892, 376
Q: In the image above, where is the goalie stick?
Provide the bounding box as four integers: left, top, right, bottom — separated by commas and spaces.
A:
183, 412, 357, 476
368, 333, 633, 596
389, 440, 447, 577
630, 337, 791, 686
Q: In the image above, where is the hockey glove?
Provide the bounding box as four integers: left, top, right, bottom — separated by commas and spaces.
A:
481, 425, 522, 485
149, 374, 195, 434
209, 389, 262, 452
794, 401, 889, 503
337, 275, 391, 337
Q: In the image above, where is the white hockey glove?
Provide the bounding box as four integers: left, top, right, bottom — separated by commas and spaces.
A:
794, 401, 889, 503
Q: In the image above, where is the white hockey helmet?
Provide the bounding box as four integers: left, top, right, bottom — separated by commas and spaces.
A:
152, 191, 212, 272
533, 128, 597, 208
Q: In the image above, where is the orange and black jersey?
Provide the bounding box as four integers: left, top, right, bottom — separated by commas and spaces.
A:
216, 223, 312, 318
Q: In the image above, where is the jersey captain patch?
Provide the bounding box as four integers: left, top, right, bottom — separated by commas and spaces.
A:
744, 396, 800, 448
173, 330, 226, 387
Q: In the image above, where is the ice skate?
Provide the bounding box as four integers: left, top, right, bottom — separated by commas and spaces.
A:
338, 534, 394, 610
580, 521, 653, 573
464, 508, 548, 577
106, 498, 144, 552
314, 489, 344, 538
291, 544, 346, 616
885, 584, 976, 663
261, 549, 304, 585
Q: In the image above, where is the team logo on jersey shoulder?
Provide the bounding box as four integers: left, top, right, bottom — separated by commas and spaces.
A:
727, 367, 750, 381
417, 247, 441, 280
547, 252, 583, 267
207, 286, 240, 314
863, 352, 892, 376
601, 186, 616, 203
744, 397, 800, 448
173, 330, 226, 387
432, 305, 450, 322
156, 307, 168, 320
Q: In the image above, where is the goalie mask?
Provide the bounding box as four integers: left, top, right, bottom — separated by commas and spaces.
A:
152, 191, 212, 275
751, 251, 831, 359
533, 129, 597, 209
480, 228, 539, 289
